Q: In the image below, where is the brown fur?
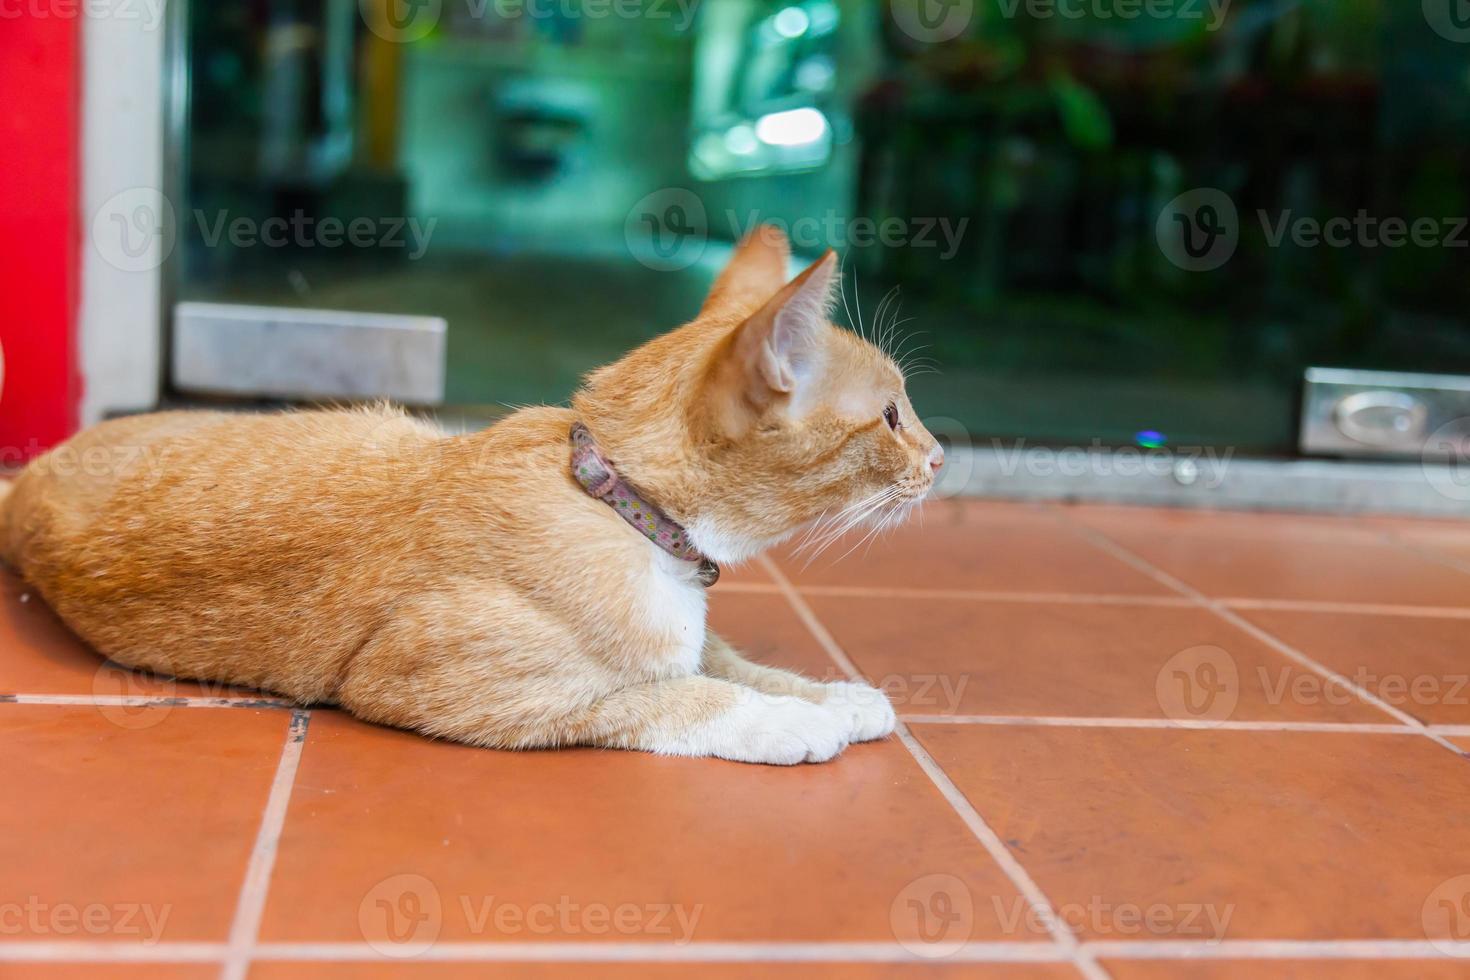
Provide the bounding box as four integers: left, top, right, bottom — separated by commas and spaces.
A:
0, 227, 940, 763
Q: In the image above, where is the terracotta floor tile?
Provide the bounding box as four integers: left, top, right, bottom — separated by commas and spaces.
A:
259, 711, 1043, 946
1235, 609, 1470, 725
810, 597, 1387, 722
1386, 525, 1470, 572
706, 591, 845, 682
773, 501, 1169, 596
0, 705, 293, 942
1102, 961, 1470, 979
0, 568, 265, 700
1069, 509, 1470, 606
1065, 504, 1396, 542
250, 963, 1081, 980
912, 724, 1470, 941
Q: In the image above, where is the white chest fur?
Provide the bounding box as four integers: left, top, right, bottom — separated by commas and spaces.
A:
632, 549, 709, 679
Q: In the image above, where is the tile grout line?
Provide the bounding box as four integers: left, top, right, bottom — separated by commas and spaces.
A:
1081, 938, 1470, 959
1053, 512, 1468, 756
3, 694, 293, 708
219, 708, 311, 980
892, 726, 1115, 980
734, 577, 1470, 617
7, 937, 1470, 963
0, 943, 231, 963
250, 941, 1069, 962
1217, 598, 1470, 620
756, 554, 1115, 980
897, 714, 1470, 736
5, 698, 1465, 739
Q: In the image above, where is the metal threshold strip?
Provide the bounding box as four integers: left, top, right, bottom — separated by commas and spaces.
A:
941, 446, 1468, 518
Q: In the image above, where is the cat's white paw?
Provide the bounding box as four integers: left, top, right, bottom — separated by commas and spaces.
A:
820, 681, 897, 742
670, 692, 851, 765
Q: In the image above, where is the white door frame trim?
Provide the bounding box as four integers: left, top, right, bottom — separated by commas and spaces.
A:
78, 0, 170, 424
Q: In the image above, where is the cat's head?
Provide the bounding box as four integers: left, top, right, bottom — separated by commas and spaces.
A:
574, 225, 943, 564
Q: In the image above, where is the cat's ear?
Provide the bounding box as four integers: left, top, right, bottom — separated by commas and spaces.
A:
700, 224, 791, 316
712, 249, 837, 423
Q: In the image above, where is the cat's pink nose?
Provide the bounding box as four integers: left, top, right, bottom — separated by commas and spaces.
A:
928, 445, 945, 473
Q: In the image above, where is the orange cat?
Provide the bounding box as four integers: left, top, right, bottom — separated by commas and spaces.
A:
0, 227, 942, 764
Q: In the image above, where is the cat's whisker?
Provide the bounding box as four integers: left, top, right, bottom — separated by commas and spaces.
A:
806, 483, 914, 563
792, 502, 868, 560
890, 328, 927, 370
871, 286, 901, 355
838, 261, 860, 341
880, 305, 908, 361
798, 485, 905, 564
790, 506, 837, 557
836, 493, 911, 564
800, 502, 892, 564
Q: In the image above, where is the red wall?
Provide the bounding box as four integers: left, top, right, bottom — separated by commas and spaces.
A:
0, 12, 82, 465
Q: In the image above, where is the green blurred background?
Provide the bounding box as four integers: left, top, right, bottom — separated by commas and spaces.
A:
179, 0, 1470, 454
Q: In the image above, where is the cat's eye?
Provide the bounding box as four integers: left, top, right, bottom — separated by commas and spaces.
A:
883, 402, 901, 430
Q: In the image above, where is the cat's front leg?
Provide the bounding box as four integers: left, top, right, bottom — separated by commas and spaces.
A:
700, 633, 896, 744
575, 675, 851, 765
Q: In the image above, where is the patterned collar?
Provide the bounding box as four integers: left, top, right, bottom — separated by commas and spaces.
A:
569, 422, 720, 588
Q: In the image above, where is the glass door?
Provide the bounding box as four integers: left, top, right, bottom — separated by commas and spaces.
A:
173, 0, 1470, 459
